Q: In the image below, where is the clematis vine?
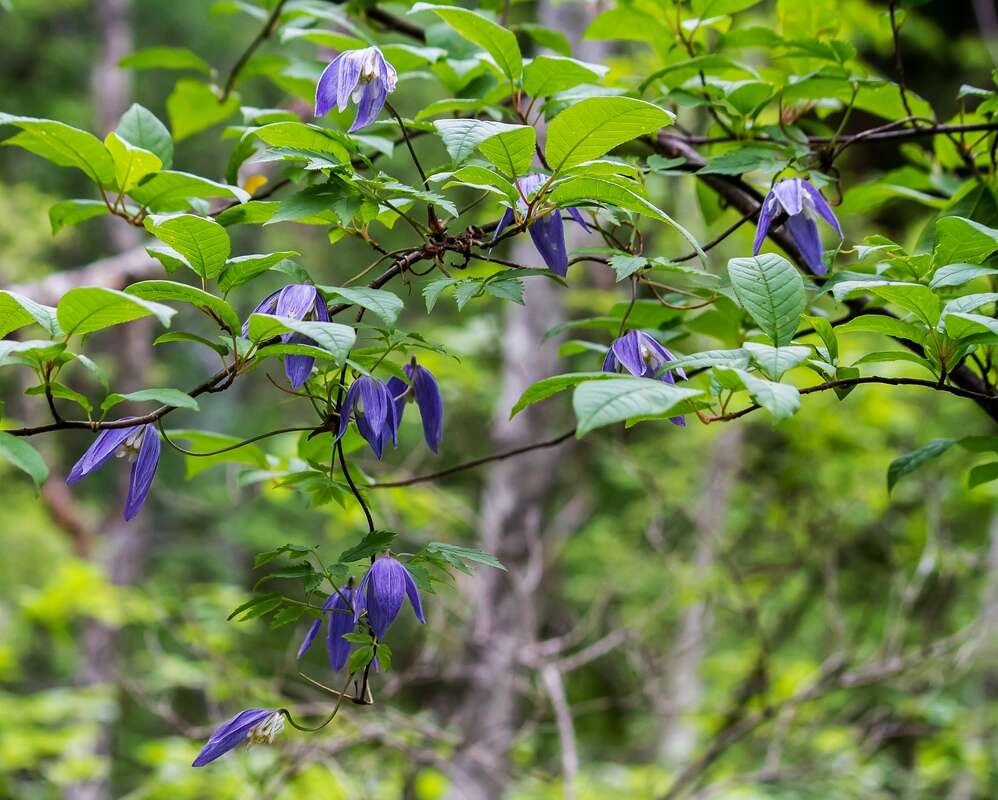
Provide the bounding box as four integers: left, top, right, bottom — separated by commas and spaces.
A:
245, 283, 328, 389
297, 586, 356, 672
387, 359, 444, 453
355, 555, 425, 639
315, 46, 398, 132
754, 177, 842, 275
66, 422, 161, 520
192, 708, 285, 767
603, 330, 688, 427
493, 173, 590, 276
336, 375, 399, 459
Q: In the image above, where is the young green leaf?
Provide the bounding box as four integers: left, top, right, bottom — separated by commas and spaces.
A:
728, 255, 807, 346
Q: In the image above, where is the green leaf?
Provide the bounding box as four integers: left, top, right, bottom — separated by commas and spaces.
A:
832, 281, 941, 327
125, 280, 241, 333
0, 432, 48, 490
339, 530, 397, 562
887, 438, 958, 491
933, 216, 998, 266
510, 371, 616, 418
697, 146, 789, 176
166, 79, 239, 142
0, 291, 61, 338
154, 331, 229, 356
434, 166, 517, 202
411, 3, 522, 79
0, 114, 114, 184
522, 55, 608, 97
572, 376, 700, 436
943, 311, 998, 339
836, 314, 927, 344
101, 387, 199, 414
727, 255, 806, 346
217, 251, 301, 292
742, 343, 810, 380
434, 119, 535, 175
118, 46, 211, 74
608, 254, 648, 281
544, 97, 674, 173
348, 645, 375, 672
57, 288, 175, 336
128, 171, 249, 211
421, 542, 505, 572
719, 367, 801, 420
144, 214, 231, 279
104, 131, 162, 192
49, 199, 109, 235
115, 103, 173, 168
803, 314, 838, 361
319, 286, 404, 327
968, 462, 998, 489
229, 594, 283, 621
248, 314, 356, 362
423, 278, 457, 312
929, 263, 998, 289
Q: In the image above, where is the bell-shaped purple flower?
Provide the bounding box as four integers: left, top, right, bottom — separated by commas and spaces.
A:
192, 708, 284, 767
244, 283, 329, 389
336, 375, 399, 459
386, 360, 444, 453
315, 46, 398, 133
754, 178, 842, 276
603, 330, 687, 427
297, 587, 356, 672
492, 173, 590, 277
354, 555, 425, 640
66, 422, 160, 520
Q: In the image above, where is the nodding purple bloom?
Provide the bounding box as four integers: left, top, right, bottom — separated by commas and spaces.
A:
315, 46, 398, 133
603, 330, 687, 427
66, 422, 160, 520
336, 375, 399, 459
492, 173, 590, 277
386, 360, 444, 453
244, 284, 329, 389
754, 178, 842, 276
192, 708, 284, 767
297, 587, 356, 672
355, 555, 425, 640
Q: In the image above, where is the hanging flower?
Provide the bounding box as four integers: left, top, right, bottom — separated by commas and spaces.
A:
336, 375, 399, 459
754, 177, 842, 275
354, 555, 425, 639
297, 587, 356, 672
66, 422, 160, 520
244, 284, 329, 389
492, 173, 590, 277
386, 359, 444, 453
315, 46, 398, 133
603, 330, 687, 427
192, 708, 284, 767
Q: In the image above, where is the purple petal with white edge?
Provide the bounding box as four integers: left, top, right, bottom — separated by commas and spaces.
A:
786, 214, 827, 275
124, 425, 160, 521
641, 332, 686, 382
772, 178, 807, 217
374, 48, 398, 93
192, 708, 272, 767
66, 424, 137, 484
284, 334, 315, 389
315, 53, 347, 117
275, 284, 318, 321
518, 173, 546, 198
297, 593, 337, 659
800, 180, 843, 237
610, 331, 646, 377
491, 207, 515, 245
350, 79, 387, 133
336, 51, 364, 113
386, 376, 409, 430
567, 207, 590, 233
326, 589, 355, 671
601, 349, 618, 374
401, 563, 426, 624
314, 293, 329, 322
752, 191, 780, 256
405, 363, 443, 452
242, 288, 281, 337
529, 212, 569, 276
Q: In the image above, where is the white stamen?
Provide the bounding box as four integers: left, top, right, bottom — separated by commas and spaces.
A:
248, 712, 285, 745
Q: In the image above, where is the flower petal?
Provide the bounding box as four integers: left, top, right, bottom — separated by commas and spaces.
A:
327, 589, 355, 671
753, 190, 779, 256
567, 207, 590, 232
124, 425, 159, 521
192, 708, 272, 767
357, 376, 388, 437
361, 556, 406, 639
491, 207, 515, 245
315, 53, 347, 117
386, 376, 409, 430
275, 284, 318, 321
66, 424, 137, 484
336, 51, 364, 112
336, 381, 361, 443
242, 288, 281, 336
406, 363, 443, 453
800, 180, 843, 237
297, 593, 337, 659
786, 214, 827, 275
610, 331, 646, 377
402, 563, 426, 624
772, 178, 807, 217
529, 212, 569, 276
350, 78, 387, 133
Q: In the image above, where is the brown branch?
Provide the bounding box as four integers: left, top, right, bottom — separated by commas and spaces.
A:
221, 0, 289, 101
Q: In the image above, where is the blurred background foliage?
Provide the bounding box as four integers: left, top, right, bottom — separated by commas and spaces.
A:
2, 0, 998, 798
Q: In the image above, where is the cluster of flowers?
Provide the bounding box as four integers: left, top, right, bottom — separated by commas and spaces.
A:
193, 554, 425, 766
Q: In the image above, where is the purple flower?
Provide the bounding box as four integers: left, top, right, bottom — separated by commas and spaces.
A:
315, 46, 398, 133
336, 375, 399, 459
754, 178, 842, 276
603, 330, 687, 427
245, 284, 329, 389
66, 422, 160, 520
355, 555, 425, 639
297, 587, 356, 672
386, 360, 444, 453
192, 708, 284, 767
492, 173, 590, 276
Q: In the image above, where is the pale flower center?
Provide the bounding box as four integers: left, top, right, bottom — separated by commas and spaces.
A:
116, 428, 145, 462
248, 712, 285, 745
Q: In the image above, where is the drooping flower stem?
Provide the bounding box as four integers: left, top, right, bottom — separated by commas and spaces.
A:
337, 437, 375, 533
278, 669, 355, 732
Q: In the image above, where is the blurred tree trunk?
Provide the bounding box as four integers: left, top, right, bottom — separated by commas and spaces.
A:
443, 5, 606, 797
67, 3, 148, 799
656, 427, 742, 765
